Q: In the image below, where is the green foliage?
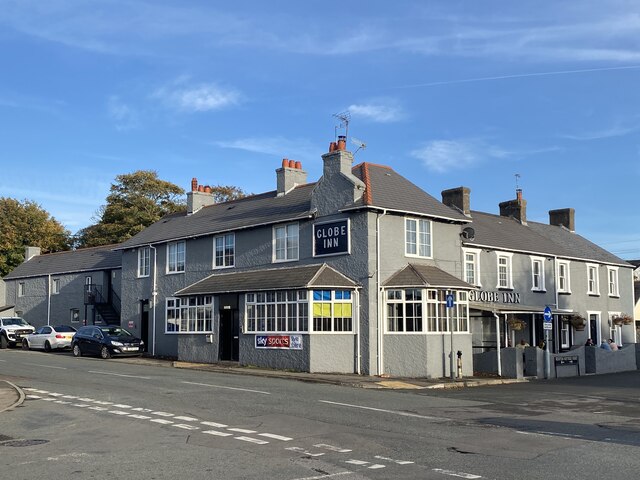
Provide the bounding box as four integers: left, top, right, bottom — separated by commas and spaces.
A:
208, 185, 247, 203
0, 198, 71, 276
76, 170, 185, 248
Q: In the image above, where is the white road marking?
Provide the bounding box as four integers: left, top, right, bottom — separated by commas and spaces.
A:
41, 398, 56, 402
150, 419, 174, 425
314, 443, 351, 453
131, 407, 153, 412
516, 430, 583, 440
368, 465, 386, 469
112, 404, 132, 409
25, 363, 66, 370
49, 393, 63, 397
152, 411, 175, 417
173, 424, 200, 431
78, 398, 96, 402
433, 468, 482, 479
319, 400, 447, 421
182, 381, 271, 395
203, 430, 233, 437
54, 400, 71, 405
88, 406, 108, 411
346, 460, 369, 466
23, 388, 39, 392
72, 404, 91, 408
27, 395, 41, 399
129, 414, 152, 420
88, 370, 150, 380
235, 436, 269, 445
93, 401, 112, 405
374, 455, 414, 465
259, 433, 293, 441
62, 395, 78, 399
201, 421, 228, 428
286, 447, 325, 457
227, 428, 256, 434
173, 415, 198, 422
108, 410, 131, 416
289, 472, 353, 480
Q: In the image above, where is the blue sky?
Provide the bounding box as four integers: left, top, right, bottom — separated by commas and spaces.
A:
0, 0, 639, 259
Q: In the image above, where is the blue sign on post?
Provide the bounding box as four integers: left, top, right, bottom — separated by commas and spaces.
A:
446, 294, 455, 308
543, 306, 553, 330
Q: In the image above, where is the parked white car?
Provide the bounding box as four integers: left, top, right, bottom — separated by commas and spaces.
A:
22, 325, 77, 352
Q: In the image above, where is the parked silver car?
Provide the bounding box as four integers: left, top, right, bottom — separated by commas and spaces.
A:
22, 325, 77, 352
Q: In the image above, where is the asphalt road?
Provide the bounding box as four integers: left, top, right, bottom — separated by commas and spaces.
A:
1, 348, 639, 480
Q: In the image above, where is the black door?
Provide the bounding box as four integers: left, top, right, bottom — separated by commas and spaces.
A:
219, 309, 239, 361
140, 300, 149, 352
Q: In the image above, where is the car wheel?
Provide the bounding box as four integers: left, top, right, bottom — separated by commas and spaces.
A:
72, 344, 82, 357
100, 346, 111, 359
44, 341, 52, 352
22, 339, 29, 350
0, 335, 7, 349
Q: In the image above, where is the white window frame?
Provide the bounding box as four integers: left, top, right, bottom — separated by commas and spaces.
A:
311, 290, 354, 334
165, 296, 213, 333
52, 278, 61, 295
607, 266, 619, 297
245, 290, 309, 333
138, 246, 150, 278
167, 241, 186, 274
557, 260, 571, 294
530, 256, 546, 292
560, 319, 570, 349
608, 311, 622, 346
273, 223, 299, 262
587, 311, 601, 345
462, 248, 481, 287
496, 252, 514, 289
404, 217, 433, 258
18, 282, 25, 297
214, 233, 235, 269
587, 263, 599, 295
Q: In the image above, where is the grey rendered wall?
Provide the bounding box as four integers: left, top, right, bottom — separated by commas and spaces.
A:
584, 344, 637, 374
240, 334, 311, 372
0, 278, 5, 307
49, 272, 94, 326
5, 277, 49, 327
309, 334, 355, 373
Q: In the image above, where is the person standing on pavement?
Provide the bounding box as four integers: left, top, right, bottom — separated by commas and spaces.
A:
608, 339, 619, 351
600, 339, 612, 351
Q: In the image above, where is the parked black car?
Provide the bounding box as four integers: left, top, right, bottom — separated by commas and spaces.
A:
71, 325, 144, 359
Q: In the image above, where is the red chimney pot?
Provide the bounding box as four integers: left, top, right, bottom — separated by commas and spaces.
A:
329, 142, 337, 152
282, 158, 288, 168
197, 185, 204, 192
294, 161, 302, 169
337, 136, 347, 151
191, 178, 198, 192
288, 159, 295, 168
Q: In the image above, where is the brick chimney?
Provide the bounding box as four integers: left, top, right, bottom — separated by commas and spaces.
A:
24, 246, 41, 262
549, 208, 575, 232
499, 189, 527, 224
441, 187, 471, 216
187, 177, 216, 214
276, 159, 307, 196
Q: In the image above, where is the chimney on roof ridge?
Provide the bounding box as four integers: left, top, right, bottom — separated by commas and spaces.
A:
441, 186, 471, 216
549, 208, 575, 232
24, 246, 41, 263
276, 158, 307, 196
499, 189, 527, 225
187, 178, 216, 214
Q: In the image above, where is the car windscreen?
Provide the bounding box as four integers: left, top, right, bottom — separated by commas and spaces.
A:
4, 318, 29, 326
54, 325, 77, 333
99, 326, 132, 337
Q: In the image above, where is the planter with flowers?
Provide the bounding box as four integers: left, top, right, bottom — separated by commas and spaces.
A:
507, 318, 526, 331
569, 315, 587, 331
612, 313, 633, 326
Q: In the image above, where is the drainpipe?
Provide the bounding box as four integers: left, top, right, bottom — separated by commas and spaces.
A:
376, 210, 388, 376
47, 274, 51, 326
356, 289, 361, 375
494, 312, 502, 377
150, 245, 158, 357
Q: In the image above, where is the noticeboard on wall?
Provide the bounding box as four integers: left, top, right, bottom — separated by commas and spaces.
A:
313, 219, 350, 257
255, 335, 303, 350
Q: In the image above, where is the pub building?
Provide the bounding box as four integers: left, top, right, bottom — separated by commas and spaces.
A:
111, 138, 634, 378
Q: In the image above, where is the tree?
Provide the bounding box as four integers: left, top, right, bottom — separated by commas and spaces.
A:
208, 185, 247, 203
76, 170, 185, 248
0, 198, 71, 276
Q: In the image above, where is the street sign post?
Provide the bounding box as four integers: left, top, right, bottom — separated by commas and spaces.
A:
543, 306, 552, 379
446, 293, 455, 380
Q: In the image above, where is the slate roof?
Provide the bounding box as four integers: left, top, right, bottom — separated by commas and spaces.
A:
350, 163, 469, 222
465, 211, 631, 267
176, 264, 358, 296
4, 245, 122, 280
117, 162, 469, 250
384, 264, 474, 289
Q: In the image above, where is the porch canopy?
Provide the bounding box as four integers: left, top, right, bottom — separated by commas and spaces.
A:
175, 263, 358, 296
383, 263, 474, 289
469, 303, 572, 315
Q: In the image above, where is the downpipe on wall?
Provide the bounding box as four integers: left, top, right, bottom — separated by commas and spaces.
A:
150, 244, 157, 357
376, 209, 387, 376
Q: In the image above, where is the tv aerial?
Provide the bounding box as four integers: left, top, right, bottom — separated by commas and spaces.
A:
333, 111, 350, 139
351, 137, 367, 155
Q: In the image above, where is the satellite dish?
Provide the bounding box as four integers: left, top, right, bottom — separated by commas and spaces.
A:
461, 227, 475, 241
351, 137, 367, 154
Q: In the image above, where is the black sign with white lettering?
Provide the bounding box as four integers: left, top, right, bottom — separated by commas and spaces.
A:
314, 219, 350, 257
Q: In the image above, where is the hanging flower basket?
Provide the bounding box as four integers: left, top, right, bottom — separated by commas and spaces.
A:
570, 315, 586, 331
613, 313, 633, 326
507, 318, 525, 331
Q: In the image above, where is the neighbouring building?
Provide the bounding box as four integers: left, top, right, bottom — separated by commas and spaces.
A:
3, 245, 122, 327
0, 277, 15, 317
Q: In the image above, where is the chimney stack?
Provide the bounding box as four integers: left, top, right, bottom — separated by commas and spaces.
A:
276, 159, 307, 196
441, 187, 471, 216
549, 208, 575, 232
24, 246, 41, 262
187, 177, 216, 214
499, 189, 527, 224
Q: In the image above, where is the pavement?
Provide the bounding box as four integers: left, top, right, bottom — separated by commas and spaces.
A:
0, 356, 529, 414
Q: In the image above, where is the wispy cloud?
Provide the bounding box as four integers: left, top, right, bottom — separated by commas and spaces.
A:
107, 95, 139, 131
560, 121, 640, 141
152, 79, 243, 113
347, 99, 405, 123
410, 139, 558, 173
214, 136, 318, 160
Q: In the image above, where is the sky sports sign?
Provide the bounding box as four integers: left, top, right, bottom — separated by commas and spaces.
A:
255, 335, 303, 350
313, 219, 350, 257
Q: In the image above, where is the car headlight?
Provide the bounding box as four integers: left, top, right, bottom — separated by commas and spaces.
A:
111, 341, 124, 347
140, 340, 144, 346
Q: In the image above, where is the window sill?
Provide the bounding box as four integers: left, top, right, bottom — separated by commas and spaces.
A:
558, 291, 571, 295
213, 265, 235, 270
608, 294, 620, 299
587, 293, 600, 297
531, 289, 547, 293
273, 258, 299, 264
405, 253, 434, 260
166, 270, 185, 275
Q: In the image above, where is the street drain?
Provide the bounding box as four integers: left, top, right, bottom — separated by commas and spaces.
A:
1, 439, 49, 447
